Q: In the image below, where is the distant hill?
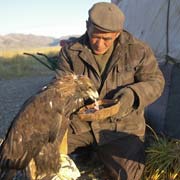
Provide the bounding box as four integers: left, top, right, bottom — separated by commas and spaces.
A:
0, 34, 79, 50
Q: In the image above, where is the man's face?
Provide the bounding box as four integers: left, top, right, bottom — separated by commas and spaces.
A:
87, 24, 120, 55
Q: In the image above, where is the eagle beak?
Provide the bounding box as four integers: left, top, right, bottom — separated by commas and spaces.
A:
88, 90, 99, 101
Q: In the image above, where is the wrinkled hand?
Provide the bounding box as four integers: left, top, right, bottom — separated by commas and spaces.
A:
112, 88, 135, 119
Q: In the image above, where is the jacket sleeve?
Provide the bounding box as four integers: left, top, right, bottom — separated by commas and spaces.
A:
128, 46, 165, 109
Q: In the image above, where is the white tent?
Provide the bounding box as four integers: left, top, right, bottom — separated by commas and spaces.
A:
112, 0, 180, 138
112, 0, 180, 62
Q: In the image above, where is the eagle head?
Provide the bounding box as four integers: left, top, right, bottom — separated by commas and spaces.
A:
73, 74, 99, 101
56, 73, 99, 102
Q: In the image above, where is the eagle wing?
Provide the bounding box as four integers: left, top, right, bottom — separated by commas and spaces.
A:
0, 92, 64, 170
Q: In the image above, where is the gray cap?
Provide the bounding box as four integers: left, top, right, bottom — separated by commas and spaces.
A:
88, 2, 125, 32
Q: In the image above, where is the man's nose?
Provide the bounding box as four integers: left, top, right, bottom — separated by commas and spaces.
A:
96, 38, 104, 46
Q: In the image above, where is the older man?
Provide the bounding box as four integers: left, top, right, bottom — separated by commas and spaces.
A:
56, 2, 164, 180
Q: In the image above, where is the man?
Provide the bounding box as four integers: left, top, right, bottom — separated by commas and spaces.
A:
56, 2, 165, 180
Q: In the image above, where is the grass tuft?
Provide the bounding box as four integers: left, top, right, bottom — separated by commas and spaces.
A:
143, 133, 180, 180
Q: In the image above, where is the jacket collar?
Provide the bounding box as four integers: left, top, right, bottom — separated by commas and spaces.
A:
68, 31, 133, 76
69, 32, 100, 74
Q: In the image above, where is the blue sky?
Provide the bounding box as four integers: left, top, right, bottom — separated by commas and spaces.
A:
0, 0, 110, 38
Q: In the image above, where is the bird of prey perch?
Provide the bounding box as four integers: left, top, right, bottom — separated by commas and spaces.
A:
0, 74, 99, 180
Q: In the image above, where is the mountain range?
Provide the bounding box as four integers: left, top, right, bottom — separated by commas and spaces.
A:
0, 33, 78, 50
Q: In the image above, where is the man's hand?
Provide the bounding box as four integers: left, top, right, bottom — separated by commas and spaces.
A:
112, 88, 135, 119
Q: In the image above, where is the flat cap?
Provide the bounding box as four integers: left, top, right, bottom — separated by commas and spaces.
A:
88, 2, 125, 32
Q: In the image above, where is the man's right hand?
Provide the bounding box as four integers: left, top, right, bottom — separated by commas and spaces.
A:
112, 88, 135, 118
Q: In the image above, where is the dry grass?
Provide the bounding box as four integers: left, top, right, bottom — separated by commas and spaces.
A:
0, 46, 60, 79
0, 46, 60, 58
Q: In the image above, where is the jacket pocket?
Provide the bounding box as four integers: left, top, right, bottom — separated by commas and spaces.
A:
116, 64, 135, 86
116, 110, 145, 137
70, 119, 91, 134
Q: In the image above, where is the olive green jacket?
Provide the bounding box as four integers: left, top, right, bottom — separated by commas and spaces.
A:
56, 31, 165, 143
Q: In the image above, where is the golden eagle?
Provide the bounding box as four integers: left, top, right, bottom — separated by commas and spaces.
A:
0, 74, 98, 180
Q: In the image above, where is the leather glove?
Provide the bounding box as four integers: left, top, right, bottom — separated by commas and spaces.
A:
112, 88, 135, 119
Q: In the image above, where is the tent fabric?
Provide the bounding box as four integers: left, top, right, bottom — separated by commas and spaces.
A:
112, 0, 180, 61
164, 63, 180, 138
